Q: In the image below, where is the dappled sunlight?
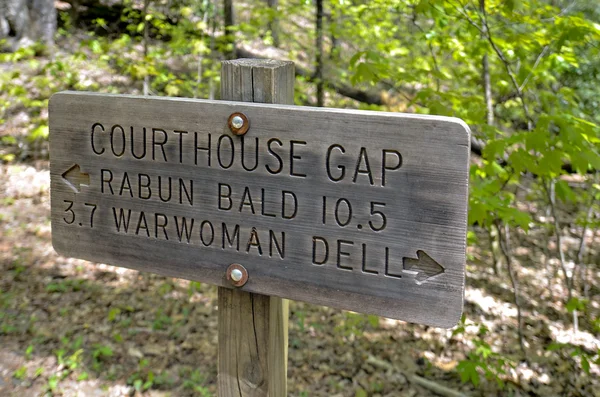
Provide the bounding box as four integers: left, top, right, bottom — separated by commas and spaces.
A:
466, 287, 518, 319
1, 0, 600, 394
3, 164, 49, 198
1, 154, 599, 395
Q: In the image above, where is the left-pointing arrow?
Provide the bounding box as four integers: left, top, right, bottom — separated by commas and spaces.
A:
61, 164, 89, 193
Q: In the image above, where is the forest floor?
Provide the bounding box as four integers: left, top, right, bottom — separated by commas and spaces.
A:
1, 34, 600, 397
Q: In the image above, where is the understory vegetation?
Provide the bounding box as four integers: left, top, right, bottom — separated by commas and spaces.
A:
1, 0, 599, 395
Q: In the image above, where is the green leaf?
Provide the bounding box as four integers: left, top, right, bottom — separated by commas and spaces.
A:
367, 315, 379, 327
555, 180, 576, 203
355, 388, 368, 397
29, 125, 49, 141
165, 84, 180, 96
468, 200, 489, 226
566, 297, 587, 313
581, 356, 590, 374
352, 62, 377, 85
482, 139, 507, 160
108, 308, 121, 322
457, 360, 480, 386
13, 366, 27, 380
546, 342, 564, 351
503, 0, 521, 13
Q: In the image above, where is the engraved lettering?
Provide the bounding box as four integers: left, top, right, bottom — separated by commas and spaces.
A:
195, 132, 211, 166
91, 123, 105, 155
334, 198, 352, 227
200, 220, 214, 246
265, 138, 283, 174
158, 176, 172, 202
101, 169, 114, 194
326, 144, 345, 182
246, 227, 262, 255
155, 213, 168, 240
222, 223, 240, 250
130, 126, 147, 159
361, 243, 379, 274
179, 179, 193, 206
138, 174, 151, 199
173, 130, 188, 163
368, 202, 387, 231
174, 216, 194, 243
119, 172, 133, 197
353, 147, 374, 185
337, 239, 353, 270
312, 236, 328, 265
135, 211, 150, 237
269, 230, 285, 259
384, 247, 402, 278
84, 203, 97, 228
152, 128, 168, 161
241, 136, 259, 171
261, 189, 276, 217
240, 187, 256, 214
382, 149, 402, 186
282, 191, 298, 219
110, 125, 126, 157
112, 207, 132, 232
63, 200, 75, 224
103, 207, 288, 261
218, 183, 232, 210
289, 140, 307, 177
217, 134, 234, 169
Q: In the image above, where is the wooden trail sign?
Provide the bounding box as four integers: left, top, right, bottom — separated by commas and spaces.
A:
49, 90, 470, 328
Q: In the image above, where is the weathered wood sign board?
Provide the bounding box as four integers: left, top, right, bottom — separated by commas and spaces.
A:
49, 91, 470, 327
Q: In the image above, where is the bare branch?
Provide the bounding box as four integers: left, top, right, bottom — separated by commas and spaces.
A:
495, 221, 526, 355
478, 4, 534, 130
520, 45, 551, 92
545, 179, 573, 300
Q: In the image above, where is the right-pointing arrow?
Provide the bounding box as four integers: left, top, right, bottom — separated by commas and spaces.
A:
402, 250, 445, 284
61, 164, 89, 193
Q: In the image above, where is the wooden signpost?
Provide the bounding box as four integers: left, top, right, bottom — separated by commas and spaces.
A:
49, 59, 470, 396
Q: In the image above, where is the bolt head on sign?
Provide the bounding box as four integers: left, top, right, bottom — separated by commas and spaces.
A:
231, 269, 243, 282
228, 112, 249, 135
49, 91, 470, 328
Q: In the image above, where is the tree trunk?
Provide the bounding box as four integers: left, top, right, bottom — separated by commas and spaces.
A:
0, 0, 56, 50
315, 0, 324, 107
267, 0, 279, 47
223, 0, 235, 59
142, 0, 150, 96
480, 0, 494, 128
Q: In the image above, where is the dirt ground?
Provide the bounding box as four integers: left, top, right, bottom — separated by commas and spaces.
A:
1, 26, 599, 395
0, 160, 599, 396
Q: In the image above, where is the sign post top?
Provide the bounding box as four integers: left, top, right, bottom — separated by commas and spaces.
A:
222, 58, 294, 68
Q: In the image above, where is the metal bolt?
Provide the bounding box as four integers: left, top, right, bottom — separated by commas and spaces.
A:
227, 112, 249, 135
230, 268, 243, 282
231, 116, 244, 129
226, 263, 248, 287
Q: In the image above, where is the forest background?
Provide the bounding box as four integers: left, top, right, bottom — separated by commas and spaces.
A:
0, 0, 599, 396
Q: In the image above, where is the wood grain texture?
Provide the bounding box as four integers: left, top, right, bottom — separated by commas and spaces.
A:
48, 80, 470, 327
217, 290, 289, 396
218, 59, 292, 397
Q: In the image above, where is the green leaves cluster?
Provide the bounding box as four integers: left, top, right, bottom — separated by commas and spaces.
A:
339, 0, 600, 229
453, 320, 512, 389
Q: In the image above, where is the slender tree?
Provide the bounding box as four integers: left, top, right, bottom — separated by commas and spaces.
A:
315, 0, 324, 106
267, 0, 279, 47
223, 0, 235, 59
